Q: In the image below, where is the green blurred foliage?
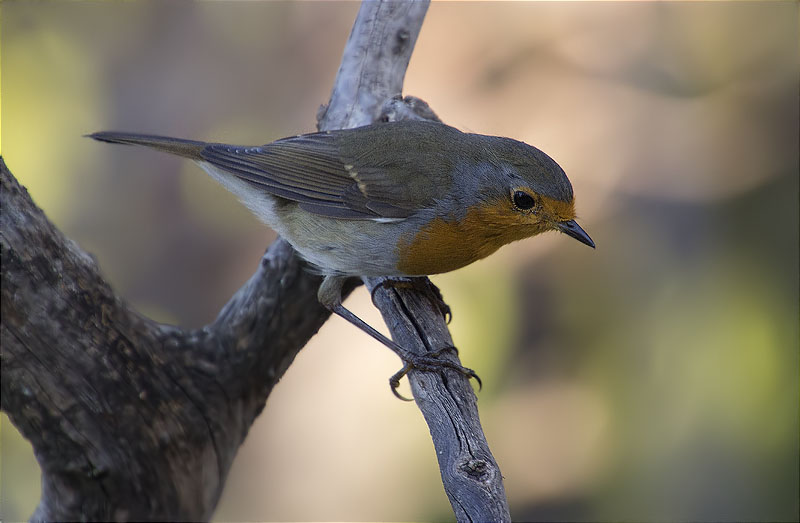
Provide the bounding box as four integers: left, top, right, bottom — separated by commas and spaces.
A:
1, 2, 797, 522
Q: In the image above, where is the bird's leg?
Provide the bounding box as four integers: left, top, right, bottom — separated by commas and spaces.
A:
318, 275, 479, 400
369, 276, 451, 323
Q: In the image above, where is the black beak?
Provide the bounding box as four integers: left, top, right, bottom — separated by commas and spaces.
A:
557, 220, 595, 248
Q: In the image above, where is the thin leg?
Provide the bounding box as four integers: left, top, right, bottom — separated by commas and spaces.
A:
330, 303, 480, 399
318, 275, 479, 399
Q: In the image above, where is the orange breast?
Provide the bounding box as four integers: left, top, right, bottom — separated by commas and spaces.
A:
396, 198, 546, 275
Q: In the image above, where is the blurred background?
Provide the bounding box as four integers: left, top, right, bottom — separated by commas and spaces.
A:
2, 2, 798, 521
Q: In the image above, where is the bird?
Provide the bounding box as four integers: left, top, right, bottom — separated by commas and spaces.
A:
89, 119, 594, 396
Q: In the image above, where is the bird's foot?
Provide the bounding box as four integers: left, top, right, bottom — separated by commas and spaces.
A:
389, 346, 482, 401
370, 277, 452, 323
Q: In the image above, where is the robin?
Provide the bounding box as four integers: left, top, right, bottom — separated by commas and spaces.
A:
90, 120, 594, 396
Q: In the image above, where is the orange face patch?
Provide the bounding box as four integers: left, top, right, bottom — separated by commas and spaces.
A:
396, 195, 575, 275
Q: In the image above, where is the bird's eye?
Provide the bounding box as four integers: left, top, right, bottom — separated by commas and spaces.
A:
512, 190, 535, 211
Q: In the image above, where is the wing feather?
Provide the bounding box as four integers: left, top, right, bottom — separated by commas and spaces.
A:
197, 122, 456, 220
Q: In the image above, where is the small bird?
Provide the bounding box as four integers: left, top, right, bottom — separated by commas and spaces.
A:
90, 120, 594, 395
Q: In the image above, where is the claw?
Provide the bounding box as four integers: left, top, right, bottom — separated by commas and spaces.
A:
429, 345, 458, 358
423, 280, 452, 324
321, 275, 478, 400
370, 277, 452, 323
389, 362, 415, 401
428, 346, 482, 391
369, 278, 391, 306
389, 346, 482, 396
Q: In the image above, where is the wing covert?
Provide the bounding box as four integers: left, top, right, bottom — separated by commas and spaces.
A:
198, 122, 454, 220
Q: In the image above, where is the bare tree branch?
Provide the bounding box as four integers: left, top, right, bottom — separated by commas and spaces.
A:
319, 3, 510, 520
1, 1, 510, 521
318, 1, 429, 130
365, 275, 511, 522
1, 156, 331, 521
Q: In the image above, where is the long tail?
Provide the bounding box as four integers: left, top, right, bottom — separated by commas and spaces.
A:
87, 131, 208, 160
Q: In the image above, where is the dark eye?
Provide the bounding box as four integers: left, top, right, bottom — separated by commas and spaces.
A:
512, 190, 535, 211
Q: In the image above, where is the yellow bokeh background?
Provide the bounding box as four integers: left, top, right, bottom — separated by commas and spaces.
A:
1, 2, 797, 521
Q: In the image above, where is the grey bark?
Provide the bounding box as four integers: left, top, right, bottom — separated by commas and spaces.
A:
1, 1, 510, 521
1, 157, 330, 520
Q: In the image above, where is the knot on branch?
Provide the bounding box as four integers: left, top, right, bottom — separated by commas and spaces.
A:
460, 458, 490, 481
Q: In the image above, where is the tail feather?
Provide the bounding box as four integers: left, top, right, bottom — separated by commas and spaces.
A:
87, 131, 207, 160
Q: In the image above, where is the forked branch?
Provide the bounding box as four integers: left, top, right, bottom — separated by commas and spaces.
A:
0, 2, 509, 521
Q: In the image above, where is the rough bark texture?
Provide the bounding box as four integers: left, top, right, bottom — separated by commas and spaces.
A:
1, 1, 510, 521
365, 276, 511, 523
317, 1, 429, 130
1, 157, 330, 521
